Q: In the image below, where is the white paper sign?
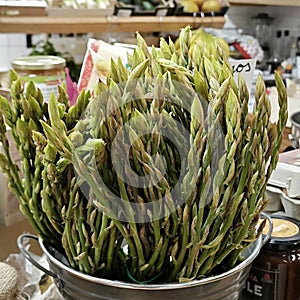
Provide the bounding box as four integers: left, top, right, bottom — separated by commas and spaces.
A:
230, 58, 257, 95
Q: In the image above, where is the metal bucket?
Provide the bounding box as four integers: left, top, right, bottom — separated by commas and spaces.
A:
18, 234, 264, 300
290, 111, 300, 148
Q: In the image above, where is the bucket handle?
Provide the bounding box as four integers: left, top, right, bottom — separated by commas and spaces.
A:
17, 233, 63, 292
260, 212, 273, 246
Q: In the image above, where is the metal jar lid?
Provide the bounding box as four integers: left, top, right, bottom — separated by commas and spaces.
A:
262, 215, 300, 250
12, 55, 66, 71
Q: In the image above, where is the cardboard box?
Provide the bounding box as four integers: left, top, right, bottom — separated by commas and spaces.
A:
0, 0, 47, 16
47, 6, 115, 17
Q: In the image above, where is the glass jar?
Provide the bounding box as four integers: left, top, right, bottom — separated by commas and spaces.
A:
12, 55, 66, 102
241, 215, 300, 300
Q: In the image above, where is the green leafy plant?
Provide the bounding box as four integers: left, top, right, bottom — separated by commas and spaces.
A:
29, 39, 81, 82
0, 26, 287, 284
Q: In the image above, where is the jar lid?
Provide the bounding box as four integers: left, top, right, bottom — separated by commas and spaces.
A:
12, 55, 66, 71
262, 215, 300, 250
251, 13, 274, 23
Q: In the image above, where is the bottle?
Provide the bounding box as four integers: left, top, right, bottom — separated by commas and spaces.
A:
241, 215, 300, 300
296, 37, 300, 82
283, 30, 290, 60
268, 30, 282, 73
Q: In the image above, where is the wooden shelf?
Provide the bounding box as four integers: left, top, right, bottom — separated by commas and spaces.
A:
0, 15, 225, 34
229, 0, 300, 6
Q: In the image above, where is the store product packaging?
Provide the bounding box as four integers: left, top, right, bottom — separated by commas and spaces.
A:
269, 149, 300, 198
78, 39, 133, 92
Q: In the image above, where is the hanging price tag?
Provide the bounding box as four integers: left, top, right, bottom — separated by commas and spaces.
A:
230, 58, 257, 94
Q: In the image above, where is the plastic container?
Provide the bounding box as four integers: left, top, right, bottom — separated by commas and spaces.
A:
269, 149, 300, 198
280, 192, 300, 221
264, 185, 283, 212
11, 55, 66, 102
242, 215, 300, 300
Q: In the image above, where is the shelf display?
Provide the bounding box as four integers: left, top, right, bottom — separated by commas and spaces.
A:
0, 15, 226, 33
229, 0, 300, 6
0, 0, 227, 33
0, 0, 47, 16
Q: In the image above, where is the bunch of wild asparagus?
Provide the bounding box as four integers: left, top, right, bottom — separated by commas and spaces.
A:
0, 26, 287, 283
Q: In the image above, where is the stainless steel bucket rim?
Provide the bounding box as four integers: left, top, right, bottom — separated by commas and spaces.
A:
39, 236, 262, 291
290, 111, 300, 126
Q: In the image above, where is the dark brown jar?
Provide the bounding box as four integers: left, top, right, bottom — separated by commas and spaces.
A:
241, 215, 300, 300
